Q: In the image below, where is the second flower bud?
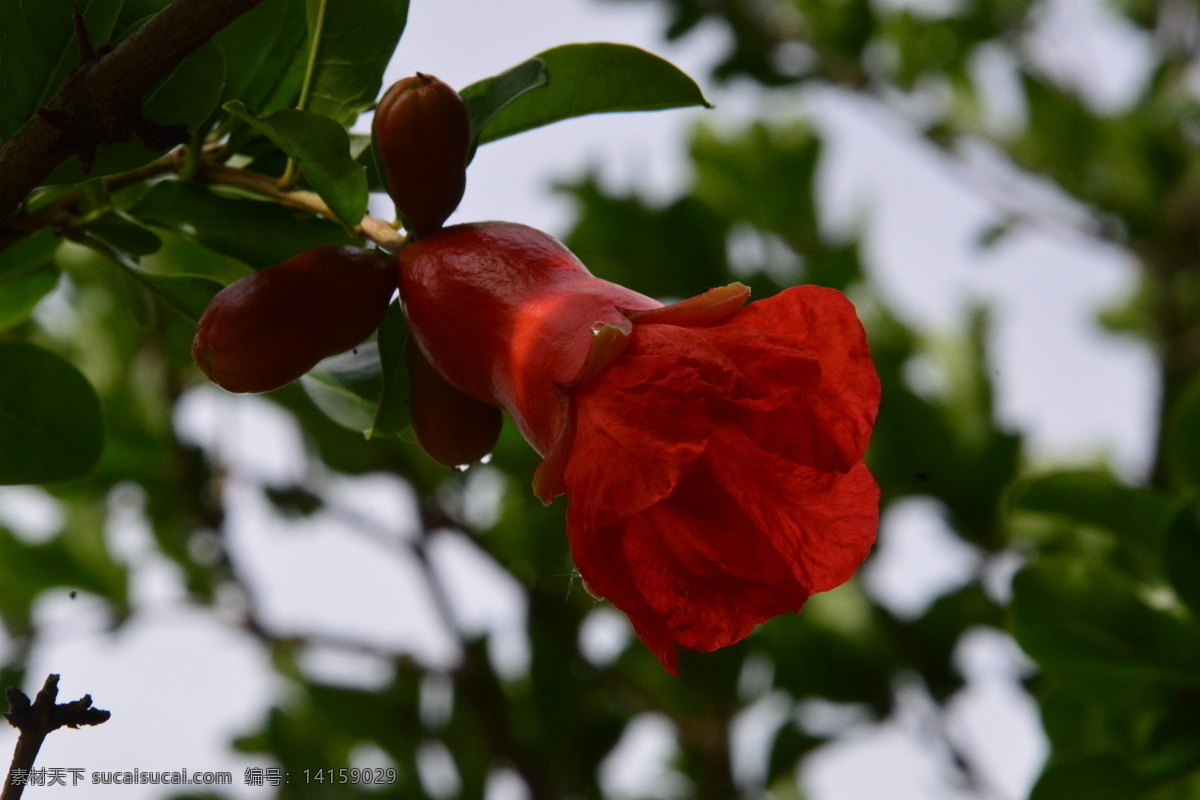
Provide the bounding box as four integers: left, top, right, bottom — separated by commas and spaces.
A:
373, 73, 470, 237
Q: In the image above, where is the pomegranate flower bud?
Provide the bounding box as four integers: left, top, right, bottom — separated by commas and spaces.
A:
194, 245, 396, 394
373, 73, 470, 237
399, 222, 881, 673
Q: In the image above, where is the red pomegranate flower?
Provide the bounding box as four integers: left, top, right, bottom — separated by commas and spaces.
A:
399, 222, 880, 673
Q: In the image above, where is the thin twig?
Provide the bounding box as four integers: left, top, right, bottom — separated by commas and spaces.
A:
2, 675, 110, 800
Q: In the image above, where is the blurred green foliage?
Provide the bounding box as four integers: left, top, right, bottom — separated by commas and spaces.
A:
1, 0, 1199, 797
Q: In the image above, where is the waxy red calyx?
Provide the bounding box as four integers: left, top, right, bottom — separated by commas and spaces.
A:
193, 245, 396, 394
399, 222, 881, 673
373, 73, 470, 237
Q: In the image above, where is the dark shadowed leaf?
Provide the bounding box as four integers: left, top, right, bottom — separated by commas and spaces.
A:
130, 181, 359, 269
1168, 375, 1200, 491
368, 301, 409, 439
1012, 558, 1200, 689
0, 341, 104, 484
0, 229, 61, 330
1165, 507, 1200, 622
225, 102, 369, 231
216, 0, 308, 112
475, 43, 711, 145
1011, 470, 1176, 551
1029, 757, 1150, 800
0, 0, 124, 138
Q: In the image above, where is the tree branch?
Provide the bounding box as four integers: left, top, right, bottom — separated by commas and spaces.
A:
2, 675, 110, 800
0, 0, 266, 224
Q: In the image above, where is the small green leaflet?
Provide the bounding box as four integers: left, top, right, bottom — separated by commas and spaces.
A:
225, 101, 369, 232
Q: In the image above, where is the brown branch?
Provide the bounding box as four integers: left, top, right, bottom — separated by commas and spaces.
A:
0, 0, 267, 224
2, 675, 110, 800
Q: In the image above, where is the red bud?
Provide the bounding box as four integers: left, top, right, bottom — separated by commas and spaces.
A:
373, 73, 470, 237
193, 245, 397, 394
407, 339, 503, 467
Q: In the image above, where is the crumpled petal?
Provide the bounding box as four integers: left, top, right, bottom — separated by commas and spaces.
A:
704, 425, 880, 593
565, 381, 712, 531
568, 458, 812, 674
720, 286, 879, 472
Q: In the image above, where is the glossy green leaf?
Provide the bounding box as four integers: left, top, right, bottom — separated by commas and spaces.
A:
224, 101, 368, 231
130, 181, 359, 269
216, 0, 308, 112
42, 36, 227, 183
301, 0, 410, 127
459, 57, 548, 158
367, 301, 409, 439
475, 43, 711, 146
1012, 558, 1200, 688
0, 0, 124, 139
1165, 507, 1200, 621
301, 344, 384, 433
0, 341, 104, 484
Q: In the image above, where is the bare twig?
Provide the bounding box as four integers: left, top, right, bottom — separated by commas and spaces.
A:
2, 675, 110, 800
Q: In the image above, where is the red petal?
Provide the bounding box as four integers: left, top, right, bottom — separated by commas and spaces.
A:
564, 381, 712, 530
705, 425, 879, 593
718, 285, 879, 471
567, 458, 810, 671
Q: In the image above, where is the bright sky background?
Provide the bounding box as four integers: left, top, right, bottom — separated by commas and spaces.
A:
0, 0, 1159, 797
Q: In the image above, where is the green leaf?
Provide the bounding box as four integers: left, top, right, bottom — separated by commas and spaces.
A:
1011, 558, 1200, 689
0, 229, 58, 277
1029, 758, 1149, 800
367, 301, 408, 439
301, 344, 384, 433
42, 36, 227, 183
475, 43, 711, 146
0, 0, 124, 139
1165, 507, 1200, 621
216, 0, 309, 112
224, 102, 368, 231
1010, 470, 1176, 549
0, 265, 60, 331
83, 211, 163, 256
133, 273, 224, 323
1168, 375, 1200, 491
73, 228, 223, 323
301, 0, 411, 127
0, 229, 61, 331
459, 57, 548, 158
129, 181, 359, 269
0, 341, 104, 485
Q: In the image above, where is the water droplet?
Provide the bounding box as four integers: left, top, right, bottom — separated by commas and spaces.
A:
480, 453, 493, 465
453, 464, 469, 473
590, 321, 605, 334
